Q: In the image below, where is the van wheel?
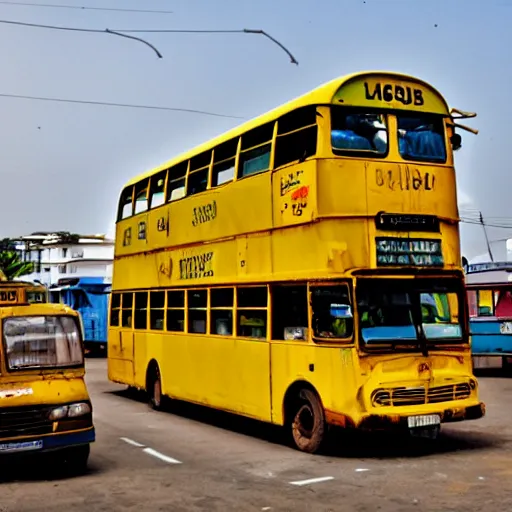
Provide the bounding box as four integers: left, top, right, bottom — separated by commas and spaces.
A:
62, 444, 90, 475
148, 366, 163, 410
290, 388, 326, 453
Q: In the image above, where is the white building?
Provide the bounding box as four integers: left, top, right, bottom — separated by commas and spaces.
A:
15, 232, 114, 286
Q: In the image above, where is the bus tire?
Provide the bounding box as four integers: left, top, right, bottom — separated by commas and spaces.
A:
147, 364, 163, 410
289, 388, 326, 454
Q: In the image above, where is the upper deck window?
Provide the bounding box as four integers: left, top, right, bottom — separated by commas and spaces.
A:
331, 108, 388, 156
134, 179, 149, 215
118, 187, 133, 220
212, 139, 237, 187
397, 114, 446, 163
167, 162, 187, 202
239, 123, 273, 178
275, 107, 317, 168
149, 170, 167, 209
187, 151, 212, 196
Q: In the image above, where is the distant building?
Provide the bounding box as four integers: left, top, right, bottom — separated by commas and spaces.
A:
14, 232, 114, 286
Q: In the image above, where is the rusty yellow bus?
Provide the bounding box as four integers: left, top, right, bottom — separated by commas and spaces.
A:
108, 71, 483, 453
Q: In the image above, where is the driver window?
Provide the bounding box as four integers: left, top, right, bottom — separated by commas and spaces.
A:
311, 285, 353, 339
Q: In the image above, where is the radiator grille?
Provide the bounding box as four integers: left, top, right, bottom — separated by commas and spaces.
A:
373, 383, 471, 407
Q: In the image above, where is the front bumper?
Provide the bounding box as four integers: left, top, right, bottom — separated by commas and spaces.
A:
358, 402, 486, 431
0, 427, 95, 455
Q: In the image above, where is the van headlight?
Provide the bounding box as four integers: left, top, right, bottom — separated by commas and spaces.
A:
49, 402, 91, 420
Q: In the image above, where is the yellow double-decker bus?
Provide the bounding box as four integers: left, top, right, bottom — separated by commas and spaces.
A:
108, 71, 484, 453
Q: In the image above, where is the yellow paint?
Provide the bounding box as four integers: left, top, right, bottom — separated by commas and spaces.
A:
0, 293, 93, 443
108, 70, 483, 434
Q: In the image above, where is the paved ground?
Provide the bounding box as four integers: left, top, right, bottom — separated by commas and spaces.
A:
1, 359, 512, 512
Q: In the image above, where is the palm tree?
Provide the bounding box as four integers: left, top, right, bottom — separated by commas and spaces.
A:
0, 251, 34, 280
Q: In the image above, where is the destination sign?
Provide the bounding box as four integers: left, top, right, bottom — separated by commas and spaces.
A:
376, 237, 444, 267
375, 213, 440, 233
0, 289, 20, 304
465, 261, 512, 274
332, 75, 448, 114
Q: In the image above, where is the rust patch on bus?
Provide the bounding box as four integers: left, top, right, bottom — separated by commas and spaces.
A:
325, 409, 356, 428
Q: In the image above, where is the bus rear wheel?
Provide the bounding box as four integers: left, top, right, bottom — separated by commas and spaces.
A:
148, 366, 163, 410
290, 388, 326, 453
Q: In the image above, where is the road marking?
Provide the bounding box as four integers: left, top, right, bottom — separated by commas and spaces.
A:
289, 476, 334, 486
355, 468, 370, 472
143, 447, 182, 464
120, 437, 145, 448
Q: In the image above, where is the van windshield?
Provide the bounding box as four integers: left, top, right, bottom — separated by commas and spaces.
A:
3, 316, 83, 370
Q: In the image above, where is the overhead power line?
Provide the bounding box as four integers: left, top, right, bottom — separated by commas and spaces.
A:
0, 92, 246, 119
0, 18, 163, 57
0, 19, 299, 64
0, 2, 174, 14
111, 28, 299, 65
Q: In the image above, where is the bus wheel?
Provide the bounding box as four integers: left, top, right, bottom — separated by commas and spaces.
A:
290, 388, 326, 453
148, 365, 163, 410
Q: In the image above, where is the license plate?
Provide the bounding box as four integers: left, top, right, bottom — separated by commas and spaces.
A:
0, 440, 43, 453
500, 322, 512, 334
407, 414, 441, 428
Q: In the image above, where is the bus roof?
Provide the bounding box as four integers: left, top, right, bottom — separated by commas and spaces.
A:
124, 70, 450, 188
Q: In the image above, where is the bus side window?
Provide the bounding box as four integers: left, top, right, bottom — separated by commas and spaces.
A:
311, 284, 353, 339
238, 123, 274, 178
271, 285, 308, 340
150, 291, 165, 330
187, 151, 212, 196
149, 170, 167, 209
167, 290, 185, 332
110, 292, 121, 326
274, 107, 318, 168
122, 292, 133, 328
134, 179, 149, 215
134, 292, 148, 329
467, 290, 478, 318
167, 162, 187, 202
210, 287, 234, 335
212, 139, 238, 187
477, 289, 494, 316
188, 289, 207, 333
236, 286, 268, 338
118, 186, 134, 220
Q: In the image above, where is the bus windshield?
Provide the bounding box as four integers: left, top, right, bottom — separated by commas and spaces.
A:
356, 278, 463, 349
3, 316, 83, 370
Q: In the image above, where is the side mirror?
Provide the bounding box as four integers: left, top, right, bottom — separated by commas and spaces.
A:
451, 133, 462, 151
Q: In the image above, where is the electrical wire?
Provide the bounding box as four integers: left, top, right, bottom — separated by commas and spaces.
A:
0, 18, 163, 57
0, 1, 173, 14
0, 19, 299, 63
0, 92, 246, 119
110, 27, 299, 64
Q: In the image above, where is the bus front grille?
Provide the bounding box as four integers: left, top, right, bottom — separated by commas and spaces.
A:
372, 383, 471, 407
0, 405, 53, 439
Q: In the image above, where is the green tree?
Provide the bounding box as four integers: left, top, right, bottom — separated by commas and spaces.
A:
0, 251, 34, 280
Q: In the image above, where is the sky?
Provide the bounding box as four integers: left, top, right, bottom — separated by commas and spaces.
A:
0, 0, 509, 260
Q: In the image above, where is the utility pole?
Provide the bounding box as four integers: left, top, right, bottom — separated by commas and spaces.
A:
480, 212, 494, 262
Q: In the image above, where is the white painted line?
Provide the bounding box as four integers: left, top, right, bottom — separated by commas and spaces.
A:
289, 476, 334, 486
143, 447, 182, 465
120, 437, 145, 448
355, 468, 370, 472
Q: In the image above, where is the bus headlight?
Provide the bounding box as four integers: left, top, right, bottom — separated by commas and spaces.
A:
49, 402, 91, 420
